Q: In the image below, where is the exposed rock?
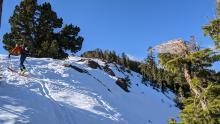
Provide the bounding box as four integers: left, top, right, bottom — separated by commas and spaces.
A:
103, 65, 115, 76
76, 59, 86, 62
126, 69, 131, 74
63, 64, 111, 92
119, 66, 126, 72
86, 60, 101, 69
116, 78, 130, 92
63, 64, 88, 73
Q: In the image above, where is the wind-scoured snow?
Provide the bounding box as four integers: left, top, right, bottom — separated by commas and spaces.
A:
0, 55, 180, 124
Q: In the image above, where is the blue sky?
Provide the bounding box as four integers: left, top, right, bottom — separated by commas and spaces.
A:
0, 0, 219, 70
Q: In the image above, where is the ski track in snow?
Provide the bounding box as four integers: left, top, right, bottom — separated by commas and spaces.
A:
0, 55, 180, 124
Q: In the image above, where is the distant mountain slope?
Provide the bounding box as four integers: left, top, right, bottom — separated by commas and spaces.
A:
0, 55, 180, 124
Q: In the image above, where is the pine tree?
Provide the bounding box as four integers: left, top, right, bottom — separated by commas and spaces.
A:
151, 4, 220, 121
3, 0, 37, 51
139, 47, 158, 85
159, 49, 220, 124
59, 24, 84, 55
203, 1, 220, 50
34, 2, 63, 58
158, 44, 220, 123
81, 49, 142, 73
2, 0, 83, 59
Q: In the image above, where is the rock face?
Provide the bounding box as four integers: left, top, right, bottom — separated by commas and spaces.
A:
103, 65, 115, 76
63, 64, 88, 73
86, 60, 101, 69
116, 78, 130, 92
76, 59, 86, 62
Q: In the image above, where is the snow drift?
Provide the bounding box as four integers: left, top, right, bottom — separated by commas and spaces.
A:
0, 55, 180, 124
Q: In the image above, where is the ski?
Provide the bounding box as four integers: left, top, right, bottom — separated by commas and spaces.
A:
7, 67, 29, 77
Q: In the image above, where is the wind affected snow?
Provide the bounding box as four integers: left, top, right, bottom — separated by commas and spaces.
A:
0, 55, 180, 124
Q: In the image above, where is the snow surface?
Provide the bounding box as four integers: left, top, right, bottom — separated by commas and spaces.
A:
0, 55, 180, 124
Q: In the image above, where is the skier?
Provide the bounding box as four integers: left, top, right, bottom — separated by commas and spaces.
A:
8, 43, 30, 72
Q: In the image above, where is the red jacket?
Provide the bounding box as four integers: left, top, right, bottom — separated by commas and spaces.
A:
11, 46, 23, 55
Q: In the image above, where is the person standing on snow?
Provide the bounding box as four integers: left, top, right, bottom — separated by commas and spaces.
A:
9, 43, 30, 71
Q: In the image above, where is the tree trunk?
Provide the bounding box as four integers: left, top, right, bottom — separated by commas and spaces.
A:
183, 64, 207, 110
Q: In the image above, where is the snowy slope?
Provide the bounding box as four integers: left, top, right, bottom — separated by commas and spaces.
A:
0, 55, 180, 124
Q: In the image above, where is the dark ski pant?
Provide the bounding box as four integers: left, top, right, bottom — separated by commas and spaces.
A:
20, 54, 26, 71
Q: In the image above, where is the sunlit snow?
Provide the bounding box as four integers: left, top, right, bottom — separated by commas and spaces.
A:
0, 55, 180, 124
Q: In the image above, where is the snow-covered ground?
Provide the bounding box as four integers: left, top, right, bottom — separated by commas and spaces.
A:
0, 55, 180, 124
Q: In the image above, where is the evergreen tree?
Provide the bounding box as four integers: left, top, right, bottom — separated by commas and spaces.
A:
203, 2, 220, 50
59, 24, 84, 55
139, 47, 181, 92
157, 47, 220, 123
158, 45, 220, 123
140, 47, 157, 82
3, 0, 83, 59
121, 52, 129, 67
3, 0, 37, 51
34, 2, 63, 57
81, 49, 142, 73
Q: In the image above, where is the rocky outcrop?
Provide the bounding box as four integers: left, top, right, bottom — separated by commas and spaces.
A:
63, 64, 88, 73
76, 59, 86, 62
116, 78, 130, 92
103, 65, 115, 76
86, 60, 101, 69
